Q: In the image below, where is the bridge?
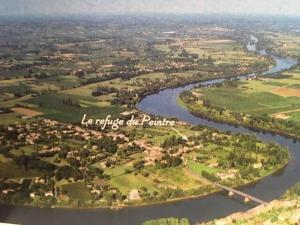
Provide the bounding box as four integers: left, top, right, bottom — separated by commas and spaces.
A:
213, 182, 268, 205
186, 167, 268, 206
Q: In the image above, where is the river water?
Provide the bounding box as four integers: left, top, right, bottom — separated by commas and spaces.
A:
0, 38, 298, 225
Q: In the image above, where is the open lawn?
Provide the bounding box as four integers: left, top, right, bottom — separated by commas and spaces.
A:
110, 172, 159, 194
0, 112, 22, 125
104, 163, 204, 194
145, 166, 203, 191
187, 161, 219, 175
122, 125, 194, 145
104, 164, 133, 178
61, 182, 93, 200
0, 155, 42, 179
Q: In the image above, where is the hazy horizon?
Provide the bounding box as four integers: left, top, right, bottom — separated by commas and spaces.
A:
1, 0, 300, 17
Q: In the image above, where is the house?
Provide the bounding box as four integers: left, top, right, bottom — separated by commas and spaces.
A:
129, 189, 140, 201
2, 189, 15, 195
217, 169, 238, 180
91, 189, 101, 195
45, 191, 54, 197
253, 163, 262, 169
30, 193, 36, 198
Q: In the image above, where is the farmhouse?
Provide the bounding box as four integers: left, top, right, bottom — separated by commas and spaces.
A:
129, 189, 140, 201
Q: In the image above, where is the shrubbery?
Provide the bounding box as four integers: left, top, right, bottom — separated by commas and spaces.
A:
142, 217, 190, 225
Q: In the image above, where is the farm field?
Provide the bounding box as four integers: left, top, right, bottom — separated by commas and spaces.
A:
0, 70, 198, 124
61, 182, 93, 201
62, 71, 194, 99
194, 69, 300, 123
0, 14, 295, 214
0, 155, 42, 178
263, 32, 300, 57
24, 93, 123, 123
155, 38, 270, 68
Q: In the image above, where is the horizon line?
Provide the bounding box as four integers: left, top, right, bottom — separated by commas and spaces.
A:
1, 12, 300, 18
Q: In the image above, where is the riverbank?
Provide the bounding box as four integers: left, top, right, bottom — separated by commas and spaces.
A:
199, 182, 300, 225
134, 36, 300, 225
0, 158, 289, 210
199, 200, 300, 225
0, 185, 219, 210
178, 78, 300, 141
1, 35, 299, 225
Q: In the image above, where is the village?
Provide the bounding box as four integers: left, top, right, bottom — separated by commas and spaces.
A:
0, 112, 287, 208
0, 10, 298, 225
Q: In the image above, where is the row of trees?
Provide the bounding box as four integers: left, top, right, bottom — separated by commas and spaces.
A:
143, 217, 190, 225
91, 86, 117, 96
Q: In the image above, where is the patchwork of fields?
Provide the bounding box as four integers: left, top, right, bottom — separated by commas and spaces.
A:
196, 69, 300, 122
0, 71, 198, 124
156, 38, 267, 65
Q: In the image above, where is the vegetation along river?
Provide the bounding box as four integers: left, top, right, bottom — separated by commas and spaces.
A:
0, 37, 298, 225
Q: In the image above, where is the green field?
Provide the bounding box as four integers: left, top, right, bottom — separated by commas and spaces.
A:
187, 161, 219, 175
0, 113, 23, 125
155, 38, 268, 67
264, 32, 300, 57
61, 182, 93, 200
144, 166, 203, 191
195, 69, 300, 122
24, 93, 123, 123
109, 172, 159, 194
0, 155, 41, 178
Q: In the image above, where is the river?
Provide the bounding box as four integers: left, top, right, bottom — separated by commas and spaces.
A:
0, 38, 298, 225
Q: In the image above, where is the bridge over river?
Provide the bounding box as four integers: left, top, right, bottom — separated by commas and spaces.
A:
0, 36, 298, 225
213, 182, 268, 205
187, 167, 268, 206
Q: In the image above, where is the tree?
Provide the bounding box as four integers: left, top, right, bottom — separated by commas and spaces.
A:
96, 136, 118, 154
133, 160, 145, 170
55, 165, 80, 181
161, 135, 185, 148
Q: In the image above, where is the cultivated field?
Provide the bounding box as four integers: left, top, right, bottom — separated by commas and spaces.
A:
195, 69, 300, 122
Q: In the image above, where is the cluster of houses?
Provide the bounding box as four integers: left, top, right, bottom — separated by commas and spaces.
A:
72, 58, 197, 81
0, 118, 159, 203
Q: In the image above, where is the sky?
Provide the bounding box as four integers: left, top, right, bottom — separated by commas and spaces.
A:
0, 0, 300, 16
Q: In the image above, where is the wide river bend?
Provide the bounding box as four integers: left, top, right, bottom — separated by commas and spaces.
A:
0, 37, 298, 225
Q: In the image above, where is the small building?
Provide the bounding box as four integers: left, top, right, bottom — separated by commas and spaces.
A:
217, 169, 238, 180
30, 193, 36, 198
128, 189, 140, 201
2, 189, 15, 195
253, 163, 262, 169
45, 191, 54, 197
